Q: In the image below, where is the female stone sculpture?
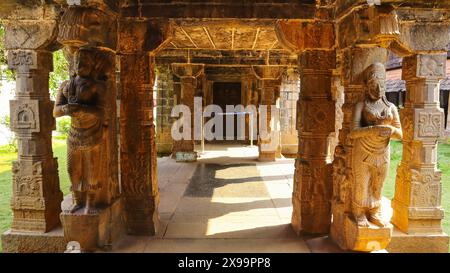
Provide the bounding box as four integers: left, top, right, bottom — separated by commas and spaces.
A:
54, 47, 108, 214
348, 62, 402, 227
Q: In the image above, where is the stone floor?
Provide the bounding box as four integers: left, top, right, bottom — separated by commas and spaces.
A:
110, 144, 312, 253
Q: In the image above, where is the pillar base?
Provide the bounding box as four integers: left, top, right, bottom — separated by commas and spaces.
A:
258, 151, 276, 161
60, 196, 125, 252
281, 144, 298, 157
387, 227, 449, 253
175, 151, 198, 162
343, 214, 392, 252
1, 227, 66, 253
157, 143, 173, 156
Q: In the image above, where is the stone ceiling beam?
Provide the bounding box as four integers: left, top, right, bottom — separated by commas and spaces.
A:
54, 0, 119, 13
203, 27, 217, 49
156, 49, 298, 67
119, 1, 318, 20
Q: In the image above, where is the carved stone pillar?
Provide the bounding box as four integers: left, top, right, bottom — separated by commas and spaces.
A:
171, 63, 205, 162
155, 64, 176, 155
55, 5, 122, 251
8, 50, 63, 230
119, 53, 159, 235
391, 53, 449, 251
291, 50, 336, 234
118, 19, 171, 235
252, 65, 284, 162
275, 19, 337, 234
1, 17, 65, 252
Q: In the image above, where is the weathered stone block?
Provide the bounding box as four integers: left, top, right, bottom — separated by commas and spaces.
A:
343, 215, 393, 252
60, 196, 125, 252
388, 227, 449, 253
2, 227, 65, 253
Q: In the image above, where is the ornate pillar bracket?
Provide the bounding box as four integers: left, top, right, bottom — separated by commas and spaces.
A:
170, 63, 205, 162
251, 65, 284, 161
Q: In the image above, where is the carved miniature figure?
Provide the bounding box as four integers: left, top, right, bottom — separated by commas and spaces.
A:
348, 62, 402, 227
54, 47, 108, 214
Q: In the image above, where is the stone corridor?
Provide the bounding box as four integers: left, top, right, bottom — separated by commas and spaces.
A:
2, 0, 450, 253
109, 144, 310, 253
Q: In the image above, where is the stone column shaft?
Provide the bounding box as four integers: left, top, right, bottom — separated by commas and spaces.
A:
171, 63, 204, 162
392, 53, 447, 234
292, 50, 336, 234
120, 53, 159, 235
252, 65, 284, 162
173, 76, 196, 153
258, 78, 281, 161
8, 49, 63, 233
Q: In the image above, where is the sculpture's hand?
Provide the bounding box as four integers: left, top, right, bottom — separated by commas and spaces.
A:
376, 125, 394, 137
63, 104, 81, 115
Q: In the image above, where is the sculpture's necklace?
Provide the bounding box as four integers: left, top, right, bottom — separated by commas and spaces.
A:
365, 99, 388, 120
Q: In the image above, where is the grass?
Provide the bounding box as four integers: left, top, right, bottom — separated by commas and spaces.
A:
383, 140, 450, 252
0, 138, 448, 252
0, 138, 71, 252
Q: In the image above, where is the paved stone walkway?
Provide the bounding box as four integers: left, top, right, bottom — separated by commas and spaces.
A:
111, 144, 311, 253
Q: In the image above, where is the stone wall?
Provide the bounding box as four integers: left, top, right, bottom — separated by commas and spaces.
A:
155, 65, 176, 155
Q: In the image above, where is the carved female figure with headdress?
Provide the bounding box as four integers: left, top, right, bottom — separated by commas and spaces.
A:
54, 47, 108, 214
348, 62, 402, 227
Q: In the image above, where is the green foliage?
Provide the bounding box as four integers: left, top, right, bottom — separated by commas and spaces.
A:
0, 115, 17, 152
49, 50, 69, 99
0, 139, 71, 252
56, 116, 71, 135
0, 24, 15, 84
0, 115, 10, 128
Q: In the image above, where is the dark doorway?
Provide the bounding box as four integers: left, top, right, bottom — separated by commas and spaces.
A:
212, 82, 242, 141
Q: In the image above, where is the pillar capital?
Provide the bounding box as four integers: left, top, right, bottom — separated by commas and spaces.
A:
402, 53, 448, 81
2, 20, 59, 51
275, 20, 335, 53
396, 9, 450, 53
251, 65, 284, 81
57, 6, 118, 51
7, 50, 53, 73
171, 63, 205, 79
337, 5, 401, 50
118, 19, 174, 54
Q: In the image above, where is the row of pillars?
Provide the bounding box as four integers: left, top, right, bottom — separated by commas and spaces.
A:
2, 4, 449, 252
170, 63, 286, 163
5, 47, 447, 251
